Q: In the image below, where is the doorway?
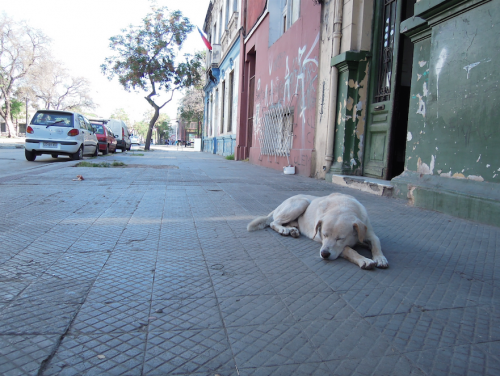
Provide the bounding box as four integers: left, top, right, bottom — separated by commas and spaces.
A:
363, 0, 415, 180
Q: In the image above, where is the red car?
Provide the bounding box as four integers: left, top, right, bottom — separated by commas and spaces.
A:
91, 122, 117, 155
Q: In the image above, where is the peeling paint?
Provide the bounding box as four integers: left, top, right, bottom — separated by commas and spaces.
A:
476, 154, 481, 162
417, 73, 422, 81
418, 61, 427, 67
435, 48, 448, 118
441, 171, 452, 177
407, 132, 412, 141
416, 94, 426, 118
463, 62, 480, 79
348, 79, 359, 89
452, 173, 466, 179
346, 97, 354, 111
337, 156, 343, 163
417, 155, 435, 174
467, 175, 484, 182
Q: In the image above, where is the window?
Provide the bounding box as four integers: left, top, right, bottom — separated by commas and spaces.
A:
221, 81, 226, 134
219, 9, 223, 42
227, 71, 234, 133
270, 0, 301, 45
225, 0, 230, 28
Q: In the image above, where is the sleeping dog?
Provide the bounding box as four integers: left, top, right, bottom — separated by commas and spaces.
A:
247, 193, 388, 269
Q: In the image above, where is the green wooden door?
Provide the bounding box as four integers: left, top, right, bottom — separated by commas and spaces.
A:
363, 0, 404, 179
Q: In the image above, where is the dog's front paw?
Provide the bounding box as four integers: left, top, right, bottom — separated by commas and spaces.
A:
373, 256, 389, 269
290, 228, 300, 238
360, 259, 376, 270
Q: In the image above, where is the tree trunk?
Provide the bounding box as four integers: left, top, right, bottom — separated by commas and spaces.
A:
144, 105, 160, 150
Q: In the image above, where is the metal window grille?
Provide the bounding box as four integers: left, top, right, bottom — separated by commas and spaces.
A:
258, 103, 294, 159
375, 0, 397, 103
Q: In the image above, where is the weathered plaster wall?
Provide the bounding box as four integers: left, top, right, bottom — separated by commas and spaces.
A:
313, 0, 373, 179
246, 0, 267, 31
245, 3, 321, 176
404, 2, 499, 184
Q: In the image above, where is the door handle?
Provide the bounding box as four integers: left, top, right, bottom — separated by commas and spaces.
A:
374, 105, 385, 111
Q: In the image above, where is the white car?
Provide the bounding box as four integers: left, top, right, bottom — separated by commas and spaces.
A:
130, 135, 140, 145
25, 110, 98, 161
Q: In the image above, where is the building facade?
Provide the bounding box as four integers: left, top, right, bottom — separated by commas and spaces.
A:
235, 0, 321, 177
202, 0, 241, 157
315, 0, 499, 226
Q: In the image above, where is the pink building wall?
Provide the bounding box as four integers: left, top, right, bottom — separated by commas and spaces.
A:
242, 3, 321, 177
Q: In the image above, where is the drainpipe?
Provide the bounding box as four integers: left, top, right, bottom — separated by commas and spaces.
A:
324, 0, 344, 173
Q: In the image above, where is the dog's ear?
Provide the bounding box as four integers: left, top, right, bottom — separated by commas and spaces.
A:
353, 221, 367, 243
314, 220, 323, 240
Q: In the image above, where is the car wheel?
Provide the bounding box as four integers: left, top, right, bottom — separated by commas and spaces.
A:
25, 149, 36, 161
93, 145, 99, 157
72, 146, 83, 160
51, 154, 58, 159
103, 145, 108, 155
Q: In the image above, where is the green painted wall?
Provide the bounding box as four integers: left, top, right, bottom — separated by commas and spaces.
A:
393, 0, 500, 226
405, 1, 500, 183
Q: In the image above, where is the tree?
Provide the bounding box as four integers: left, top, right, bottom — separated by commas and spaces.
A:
26, 58, 95, 112
178, 51, 205, 137
101, 5, 203, 150
110, 108, 131, 124
0, 14, 49, 137
133, 109, 171, 143
178, 87, 204, 137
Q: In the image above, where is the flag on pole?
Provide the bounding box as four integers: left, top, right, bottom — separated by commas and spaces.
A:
197, 27, 212, 51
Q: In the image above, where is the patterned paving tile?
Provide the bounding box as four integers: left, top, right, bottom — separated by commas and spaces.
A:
86, 279, 153, 302
266, 273, 332, 295
281, 292, 360, 322
366, 312, 470, 353
219, 295, 293, 327
339, 287, 413, 317
300, 318, 398, 361
425, 306, 500, 344
43, 333, 146, 376
238, 362, 332, 376
0, 301, 80, 335
143, 329, 235, 375
69, 301, 151, 334
152, 275, 215, 300
211, 273, 274, 297
0, 335, 59, 376
405, 344, 500, 376
18, 279, 93, 304
325, 355, 426, 376
254, 257, 312, 274
0, 281, 30, 302
227, 322, 321, 368
149, 298, 223, 331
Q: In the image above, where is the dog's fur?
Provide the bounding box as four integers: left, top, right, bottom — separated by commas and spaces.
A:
247, 193, 388, 269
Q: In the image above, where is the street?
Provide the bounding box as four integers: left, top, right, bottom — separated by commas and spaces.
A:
0, 146, 499, 375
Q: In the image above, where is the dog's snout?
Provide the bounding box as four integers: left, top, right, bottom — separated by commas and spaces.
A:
320, 250, 331, 259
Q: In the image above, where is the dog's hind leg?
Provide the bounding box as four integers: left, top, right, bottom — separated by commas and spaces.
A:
365, 230, 389, 268
270, 196, 311, 237
341, 246, 377, 270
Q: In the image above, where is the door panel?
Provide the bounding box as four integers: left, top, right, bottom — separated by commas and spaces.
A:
363, 0, 402, 179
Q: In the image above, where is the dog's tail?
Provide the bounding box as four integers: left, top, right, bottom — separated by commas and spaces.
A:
247, 211, 274, 232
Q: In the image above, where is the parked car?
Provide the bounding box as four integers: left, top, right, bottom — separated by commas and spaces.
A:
130, 135, 140, 145
25, 110, 98, 161
90, 121, 118, 154
107, 119, 131, 151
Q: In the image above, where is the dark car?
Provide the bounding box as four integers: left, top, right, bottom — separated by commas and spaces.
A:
91, 121, 117, 155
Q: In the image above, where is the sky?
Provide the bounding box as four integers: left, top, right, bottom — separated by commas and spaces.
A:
2, 0, 210, 124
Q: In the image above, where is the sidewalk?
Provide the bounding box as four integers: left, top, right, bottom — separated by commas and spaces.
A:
0, 136, 25, 149
0, 148, 498, 375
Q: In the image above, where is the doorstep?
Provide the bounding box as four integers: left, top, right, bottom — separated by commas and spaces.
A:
328, 174, 393, 197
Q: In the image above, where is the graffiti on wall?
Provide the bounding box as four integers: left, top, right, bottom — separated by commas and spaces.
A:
253, 32, 320, 159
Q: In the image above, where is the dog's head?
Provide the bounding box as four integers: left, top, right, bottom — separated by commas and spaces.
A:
314, 215, 367, 260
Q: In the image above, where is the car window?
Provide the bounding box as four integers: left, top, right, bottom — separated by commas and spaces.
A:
78, 116, 87, 130
92, 124, 104, 134
106, 127, 114, 137
84, 117, 92, 132
31, 111, 73, 127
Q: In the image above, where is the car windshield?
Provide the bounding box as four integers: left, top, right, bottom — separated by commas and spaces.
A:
31, 112, 73, 127
92, 124, 105, 134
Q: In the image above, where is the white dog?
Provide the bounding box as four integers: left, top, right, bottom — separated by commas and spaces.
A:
247, 193, 388, 269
